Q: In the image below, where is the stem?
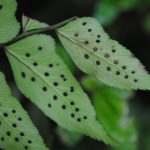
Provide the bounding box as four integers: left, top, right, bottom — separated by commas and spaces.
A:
2, 16, 78, 47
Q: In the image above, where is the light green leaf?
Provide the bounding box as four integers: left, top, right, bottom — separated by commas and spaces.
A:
0, 72, 48, 150
6, 34, 115, 145
0, 0, 20, 44
22, 15, 49, 32
82, 76, 137, 146
57, 17, 150, 90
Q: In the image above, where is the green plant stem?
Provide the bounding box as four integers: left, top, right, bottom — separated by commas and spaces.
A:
1, 16, 78, 47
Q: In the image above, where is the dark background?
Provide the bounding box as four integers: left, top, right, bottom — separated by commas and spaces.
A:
1, 0, 150, 149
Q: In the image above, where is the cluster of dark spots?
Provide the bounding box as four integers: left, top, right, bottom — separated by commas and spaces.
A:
74, 33, 79, 37
60, 74, 67, 81
122, 66, 127, 70
0, 5, 3, 9
70, 86, 74, 92
84, 40, 89, 45
93, 47, 98, 52
96, 60, 100, 65
112, 49, 116, 53
21, 72, 26, 78
124, 75, 129, 79
62, 105, 66, 110
38, 46, 43, 51
49, 64, 53, 68
53, 95, 58, 100
84, 54, 89, 59
42, 86, 47, 92
82, 22, 87, 26
25, 53, 30, 57
116, 71, 120, 75
31, 77, 36, 82
104, 53, 110, 58
107, 67, 111, 71
114, 60, 119, 64
33, 62, 38, 66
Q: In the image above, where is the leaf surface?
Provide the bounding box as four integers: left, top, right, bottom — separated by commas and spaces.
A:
0, 72, 48, 150
0, 0, 20, 44
57, 17, 150, 90
6, 34, 115, 145
22, 16, 49, 32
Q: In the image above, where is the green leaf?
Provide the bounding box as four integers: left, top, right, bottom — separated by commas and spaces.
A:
0, 0, 20, 44
57, 17, 150, 90
0, 72, 48, 150
22, 16, 49, 32
82, 77, 137, 146
6, 34, 115, 145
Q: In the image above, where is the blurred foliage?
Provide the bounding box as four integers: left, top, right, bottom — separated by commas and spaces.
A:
82, 76, 137, 149
94, 0, 143, 26
143, 14, 150, 33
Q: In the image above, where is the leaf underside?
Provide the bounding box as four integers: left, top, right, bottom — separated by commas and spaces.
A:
0, 72, 48, 150
6, 34, 115, 145
0, 0, 20, 44
57, 17, 150, 90
22, 16, 49, 32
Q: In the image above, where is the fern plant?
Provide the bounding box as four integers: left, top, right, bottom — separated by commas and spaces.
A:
0, 0, 149, 149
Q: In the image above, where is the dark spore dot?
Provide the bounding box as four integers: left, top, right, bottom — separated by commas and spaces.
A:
33, 62, 38, 66
12, 123, 17, 128
104, 54, 110, 58
77, 118, 81, 122
114, 60, 119, 64
97, 35, 101, 38
71, 113, 75, 118
75, 108, 79, 112
96, 60, 100, 65
3, 113, 8, 117
63, 92, 68, 96
43, 87, 47, 92
134, 79, 138, 83
122, 66, 127, 70
88, 29, 92, 32
96, 40, 100, 43
63, 78, 67, 81
48, 103, 52, 108
0, 5, 3, 9
49, 64, 53, 68
12, 109, 16, 113
28, 140, 32, 144
131, 71, 135, 74
20, 132, 24, 136
31, 77, 36, 82
38, 46, 43, 50
74, 33, 79, 37
18, 117, 22, 121
53, 95, 58, 100
62, 105, 66, 110
70, 101, 75, 105
15, 137, 19, 142
21, 72, 26, 78
82, 22, 87, 26
107, 67, 111, 71
25, 53, 30, 57
116, 71, 120, 75
84, 41, 89, 44
83, 116, 87, 120
93, 47, 98, 51
7, 131, 11, 136
60, 74, 65, 78
1, 137, 4, 141
24, 146, 28, 149
112, 49, 116, 53
124, 75, 129, 79
70, 86, 74, 92
56, 63, 60, 66
53, 82, 58, 86
44, 72, 49, 77
84, 54, 89, 59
